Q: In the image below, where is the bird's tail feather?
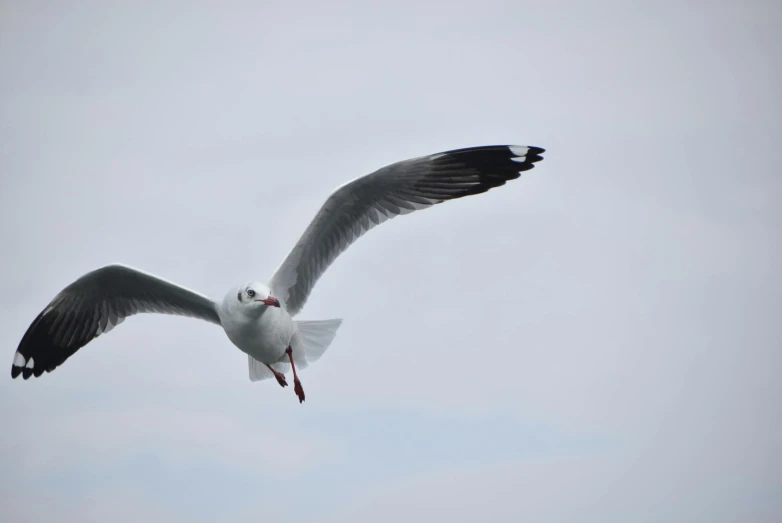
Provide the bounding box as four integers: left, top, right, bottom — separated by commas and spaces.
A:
248, 319, 343, 382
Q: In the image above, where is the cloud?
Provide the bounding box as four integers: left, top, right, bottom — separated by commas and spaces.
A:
1, 399, 338, 480
324, 449, 781, 523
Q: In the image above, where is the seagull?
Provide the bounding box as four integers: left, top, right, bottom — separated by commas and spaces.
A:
11, 144, 545, 402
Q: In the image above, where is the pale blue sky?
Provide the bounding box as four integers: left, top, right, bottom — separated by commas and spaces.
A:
1, 1, 780, 521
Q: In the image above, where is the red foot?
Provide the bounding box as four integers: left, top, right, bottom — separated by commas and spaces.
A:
271, 369, 288, 388
294, 377, 305, 403
265, 362, 288, 387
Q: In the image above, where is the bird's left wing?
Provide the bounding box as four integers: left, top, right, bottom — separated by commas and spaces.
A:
269, 145, 545, 316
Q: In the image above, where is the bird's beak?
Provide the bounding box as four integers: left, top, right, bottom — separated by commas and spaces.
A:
257, 296, 281, 308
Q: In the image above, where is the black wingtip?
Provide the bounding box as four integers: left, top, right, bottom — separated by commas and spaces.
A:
527, 146, 545, 155
11, 366, 21, 379
410, 144, 547, 203
436, 144, 546, 167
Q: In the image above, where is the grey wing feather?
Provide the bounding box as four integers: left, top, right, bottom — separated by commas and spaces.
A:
11, 264, 221, 379
269, 145, 545, 316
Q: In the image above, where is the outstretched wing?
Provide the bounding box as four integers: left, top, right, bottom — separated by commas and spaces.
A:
269, 145, 545, 316
12, 264, 221, 379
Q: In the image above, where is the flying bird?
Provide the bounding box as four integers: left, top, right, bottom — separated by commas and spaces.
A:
11, 144, 545, 402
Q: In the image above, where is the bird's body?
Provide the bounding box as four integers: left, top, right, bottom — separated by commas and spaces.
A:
10, 144, 545, 403
218, 285, 296, 364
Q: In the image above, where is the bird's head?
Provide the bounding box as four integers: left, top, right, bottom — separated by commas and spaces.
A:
237, 282, 280, 309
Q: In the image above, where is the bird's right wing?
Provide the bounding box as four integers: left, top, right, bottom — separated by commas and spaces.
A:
12, 264, 221, 379
269, 145, 545, 316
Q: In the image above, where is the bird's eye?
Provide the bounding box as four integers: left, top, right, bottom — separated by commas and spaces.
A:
247, 289, 256, 298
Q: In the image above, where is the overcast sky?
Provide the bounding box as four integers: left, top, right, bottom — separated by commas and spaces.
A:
1, 1, 780, 521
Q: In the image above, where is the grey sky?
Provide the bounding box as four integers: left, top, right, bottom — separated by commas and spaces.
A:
1, 1, 780, 521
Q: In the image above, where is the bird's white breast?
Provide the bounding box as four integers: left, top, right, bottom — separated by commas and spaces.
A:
218, 301, 296, 364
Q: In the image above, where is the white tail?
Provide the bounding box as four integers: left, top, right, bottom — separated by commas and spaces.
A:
248, 319, 343, 382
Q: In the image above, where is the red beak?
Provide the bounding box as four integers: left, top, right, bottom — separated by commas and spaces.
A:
258, 296, 281, 307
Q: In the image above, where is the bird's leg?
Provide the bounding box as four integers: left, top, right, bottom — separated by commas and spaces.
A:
286, 346, 305, 403
266, 363, 288, 387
